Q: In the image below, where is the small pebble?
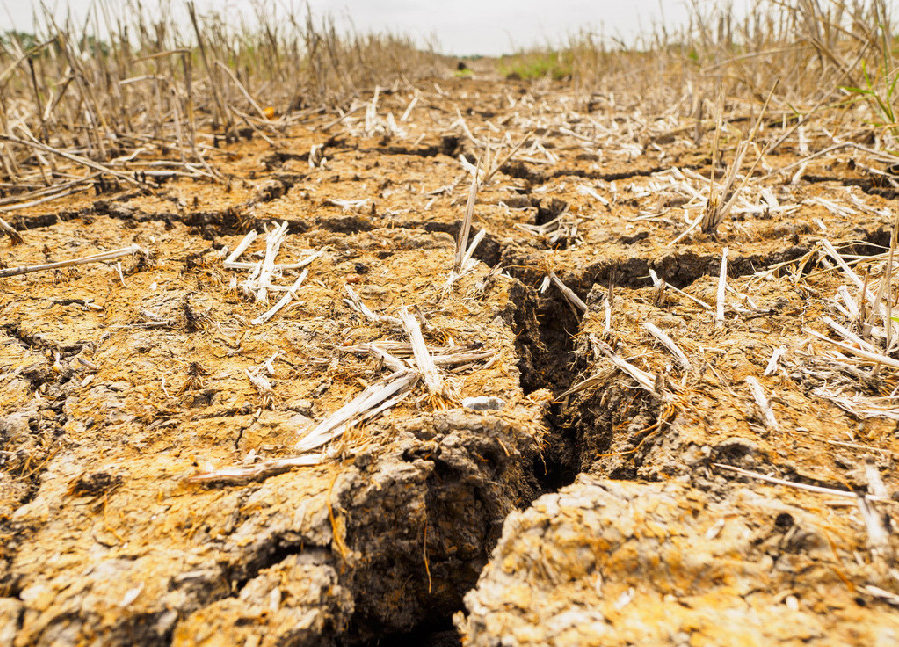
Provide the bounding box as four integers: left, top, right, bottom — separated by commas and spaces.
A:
462, 396, 505, 411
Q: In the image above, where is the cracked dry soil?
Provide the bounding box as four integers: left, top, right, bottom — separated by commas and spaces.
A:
2, 75, 899, 645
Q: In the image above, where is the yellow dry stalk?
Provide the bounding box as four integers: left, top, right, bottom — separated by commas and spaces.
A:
423, 520, 433, 595
327, 473, 350, 564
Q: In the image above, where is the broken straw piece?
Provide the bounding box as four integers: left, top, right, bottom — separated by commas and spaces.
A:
0, 244, 144, 278
745, 376, 779, 432
345, 284, 402, 326
548, 271, 588, 312
593, 338, 660, 397
399, 307, 444, 397
807, 329, 899, 370
0, 217, 23, 244
642, 322, 691, 372
251, 269, 307, 325
254, 221, 288, 302
649, 269, 711, 309
764, 346, 787, 376
715, 247, 728, 326
454, 157, 481, 272
295, 369, 418, 453
224, 229, 258, 267
185, 454, 324, 485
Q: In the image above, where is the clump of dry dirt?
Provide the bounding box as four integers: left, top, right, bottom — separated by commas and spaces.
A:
460, 477, 899, 646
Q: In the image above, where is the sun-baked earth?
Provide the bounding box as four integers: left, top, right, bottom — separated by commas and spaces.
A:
2, 67, 899, 646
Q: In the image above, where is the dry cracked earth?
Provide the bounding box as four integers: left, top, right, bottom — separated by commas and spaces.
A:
2, 73, 899, 646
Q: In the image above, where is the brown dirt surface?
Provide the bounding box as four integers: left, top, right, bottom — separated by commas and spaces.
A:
2, 72, 899, 646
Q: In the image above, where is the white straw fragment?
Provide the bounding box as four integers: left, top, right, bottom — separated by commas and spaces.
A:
344, 284, 402, 326
604, 296, 612, 333
642, 322, 691, 371
807, 329, 899, 370
865, 585, 899, 607
593, 338, 660, 397
296, 369, 418, 453
745, 376, 779, 432
549, 271, 588, 312
714, 463, 894, 503
367, 345, 407, 372
255, 221, 288, 302
0, 217, 23, 244
251, 269, 307, 325
649, 270, 711, 309
399, 307, 444, 397
224, 230, 258, 267
460, 229, 486, 271
821, 239, 865, 291
716, 247, 728, 326
455, 156, 481, 272
859, 457, 891, 558
185, 454, 324, 484
822, 316, 880, 355
764, 346, 787, 376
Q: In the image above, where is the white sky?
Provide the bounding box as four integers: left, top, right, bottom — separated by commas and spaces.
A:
1, 0, 703, 56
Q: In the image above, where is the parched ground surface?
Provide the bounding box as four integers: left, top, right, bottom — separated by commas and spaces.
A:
2, 70, 899, 645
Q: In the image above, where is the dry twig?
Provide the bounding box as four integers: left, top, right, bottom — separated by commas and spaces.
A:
0, 244, 144, 278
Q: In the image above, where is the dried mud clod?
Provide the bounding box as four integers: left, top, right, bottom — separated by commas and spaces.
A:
459, 477, 899, 647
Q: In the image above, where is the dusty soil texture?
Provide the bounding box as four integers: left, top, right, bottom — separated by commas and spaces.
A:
3, 71, 899, 645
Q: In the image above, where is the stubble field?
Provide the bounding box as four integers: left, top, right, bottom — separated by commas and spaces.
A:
3, 5, 899, 645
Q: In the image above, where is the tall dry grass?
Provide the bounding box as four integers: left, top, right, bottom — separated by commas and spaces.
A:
562, 0, 897, 141
1, 0, 896, 198
0, 0, 443, 192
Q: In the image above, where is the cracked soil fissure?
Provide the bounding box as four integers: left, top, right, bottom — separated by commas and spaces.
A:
3, 74, 899, 646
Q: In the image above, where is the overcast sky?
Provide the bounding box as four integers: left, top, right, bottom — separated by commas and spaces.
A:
2, 0, 701, 56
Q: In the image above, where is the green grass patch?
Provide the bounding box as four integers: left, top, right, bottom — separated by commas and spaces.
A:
498, 50, 573, 81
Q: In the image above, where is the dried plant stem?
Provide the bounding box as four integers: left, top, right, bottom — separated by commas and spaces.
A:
215, 61, 269, 122
255, 221, 288, 302
821, 239, 865, 291
0, 186, 88, 213
187, 1, 229, 131
251, 270, 307, 325
0, 217, 23, 244
807, 329, 899, 370
295, 369, 418, 453
549, 271, 588, 312
344, 285, 402, 327
593, 338, 660, 397
454, 156, 482, 272
764, 346, 787, 375
0, 134, 150, 192
0, 244, 143, 278
224, 230, 259, 266
399, 307, 444, 397
650, 270, 712, 309
822, 316, 880, 355
642, 322, 691, 371
716, 247, 729, 325
482, 129, 534, 185
185, 454, 324, 485
715, 463, 896, 505
745, 376, 779, 432
884, 210, 899, 351
367, 346, 407, 372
